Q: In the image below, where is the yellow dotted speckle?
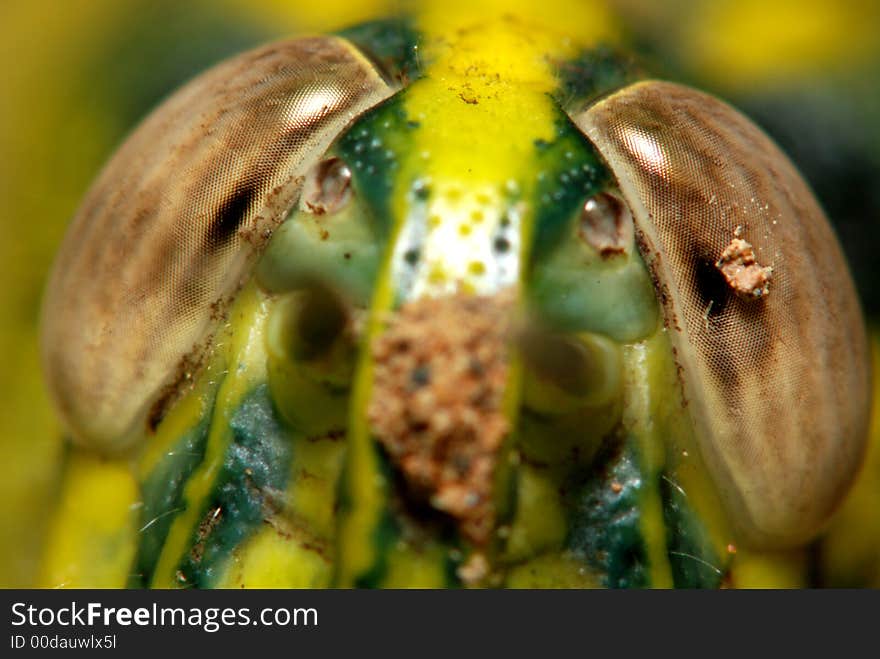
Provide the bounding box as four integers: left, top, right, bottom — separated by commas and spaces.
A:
468, 261, 486, 276
428, 265, 447, 284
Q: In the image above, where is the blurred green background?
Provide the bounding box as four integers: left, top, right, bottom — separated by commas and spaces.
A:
1, 0, 878, 587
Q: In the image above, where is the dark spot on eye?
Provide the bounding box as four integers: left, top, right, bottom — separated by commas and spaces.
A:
684, 241, 775, 405
494, 237, 511, 253
694, 256, 732, 320
211, 184, 257, 247
344, 252, 352, 260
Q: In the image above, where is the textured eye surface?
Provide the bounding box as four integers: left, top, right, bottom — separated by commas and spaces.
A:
39, 36, 396, 452
570, 80, 871, 546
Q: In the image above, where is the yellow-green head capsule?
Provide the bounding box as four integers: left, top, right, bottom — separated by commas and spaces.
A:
39, 4, 870, 589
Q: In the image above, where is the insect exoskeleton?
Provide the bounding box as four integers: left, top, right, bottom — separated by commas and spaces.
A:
567, 80, 870, 547
40, 26, 869, 562
39, 36, 398, 452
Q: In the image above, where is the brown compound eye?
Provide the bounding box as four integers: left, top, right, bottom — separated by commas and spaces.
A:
40, 36, 397, 453
568, 80, 870, 548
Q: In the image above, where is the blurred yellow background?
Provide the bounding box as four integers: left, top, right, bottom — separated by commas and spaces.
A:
1, 0, 877, 587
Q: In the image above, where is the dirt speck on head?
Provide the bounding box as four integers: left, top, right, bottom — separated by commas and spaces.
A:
367, 291, 513, 546
716, 237, 772, 299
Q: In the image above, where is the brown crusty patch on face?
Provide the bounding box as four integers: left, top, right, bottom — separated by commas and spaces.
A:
367, 292, 512, 546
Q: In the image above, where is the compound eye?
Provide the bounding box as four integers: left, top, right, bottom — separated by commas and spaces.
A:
40, 37, 396, 452
568, 81, 870, 547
